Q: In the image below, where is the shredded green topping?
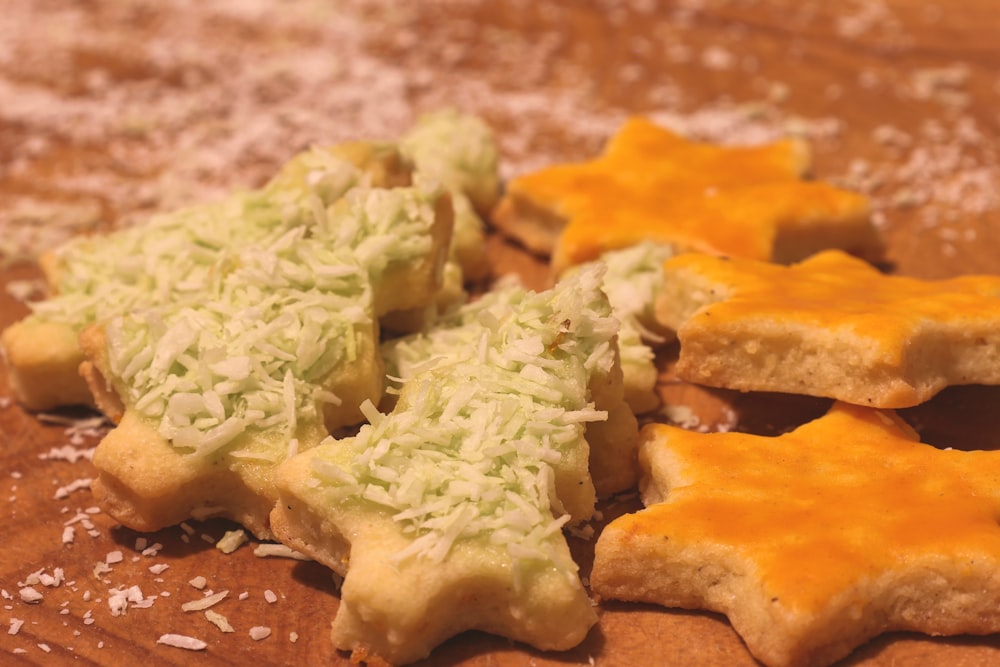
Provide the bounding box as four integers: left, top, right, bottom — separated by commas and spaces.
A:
104, 184, 442, 458
400, 109, 499, 208
316, 186, 437, 289
32, 149, 365, 330
582, 241, 674, 369
402, 109, 499, 288
106, 227, 372, 459
312, 266, 617, 569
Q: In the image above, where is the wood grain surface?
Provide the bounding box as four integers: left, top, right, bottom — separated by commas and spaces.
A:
3, 1, 1000, 665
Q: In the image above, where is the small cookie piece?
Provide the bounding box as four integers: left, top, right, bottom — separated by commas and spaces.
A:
0, 317, 94, 411
592, 402, 1000, 667
1, 142, 410, 413
383, 110, 502, 331
658, 249, 1000, 408
400, 108, 501, 217
572, 241, 675, 414
85, 184, 451, 538
492, 116, 880, 275
272, 268, 620, 664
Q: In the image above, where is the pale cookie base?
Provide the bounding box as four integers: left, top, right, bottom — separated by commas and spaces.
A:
272, 452, 597, 665
1, 318, 95, 411
92, 410, 327, 538
490, 192, 566, 257
584, 341, 639, 498
620, 354, 660, 415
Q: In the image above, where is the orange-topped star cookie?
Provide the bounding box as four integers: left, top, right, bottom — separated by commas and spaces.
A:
491, 117, 881, 275
592, 402, 1000, 667
658, 249, 1000, 408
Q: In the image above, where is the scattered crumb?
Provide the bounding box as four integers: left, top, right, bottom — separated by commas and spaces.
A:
253, 544, 311, 561
156, 634, 208, 651
249, 626, 272, 641
141, 543, 164, 557
53, 478, 93, 500
107, 585, 151, 616
19, 587, 43, 604
188, 576, 208, 590
181, 590, 229, 612
205, 609, 235, 633
215, 529, 248, 554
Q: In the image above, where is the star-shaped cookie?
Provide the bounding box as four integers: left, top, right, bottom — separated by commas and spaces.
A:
591, 402, 1000, 667
657, 249, 1000, 408
271, 267, 621, 663
491, 116, 880, 274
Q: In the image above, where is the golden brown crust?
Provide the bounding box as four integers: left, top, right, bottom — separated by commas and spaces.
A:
593, 404, 1000, 667
658, 250, 1000, 408
491, 116, 882, 276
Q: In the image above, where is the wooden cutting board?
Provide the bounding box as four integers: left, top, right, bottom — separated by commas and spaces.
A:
3, 1, 1000, 665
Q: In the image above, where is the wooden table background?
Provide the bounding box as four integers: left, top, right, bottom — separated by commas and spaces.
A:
3, 1, 1000, 665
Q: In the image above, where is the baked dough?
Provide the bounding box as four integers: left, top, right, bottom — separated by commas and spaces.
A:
657, 249, 1000, 408
592, 402, 1000, 667
492, 116, 881, 275
272, 267, 620, 663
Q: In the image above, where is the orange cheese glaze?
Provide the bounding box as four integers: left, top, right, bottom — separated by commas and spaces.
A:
505, 117, 873, 272
666, 249, 1000, 359
616, 403, 1000, 611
